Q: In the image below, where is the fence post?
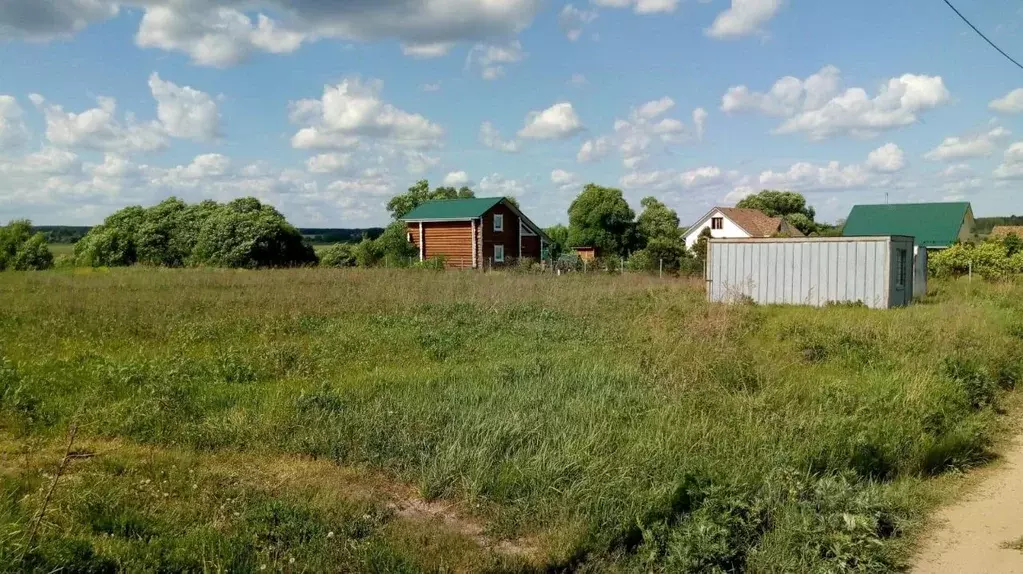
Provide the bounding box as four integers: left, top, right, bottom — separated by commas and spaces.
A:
969, 260, 972, 283
659, 258, 663, 278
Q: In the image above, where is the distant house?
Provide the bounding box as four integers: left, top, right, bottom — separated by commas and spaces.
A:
842, 202, 974, 249
400, 197, 551, 269
683, 207, 804, 249
990, 226, 1023, 240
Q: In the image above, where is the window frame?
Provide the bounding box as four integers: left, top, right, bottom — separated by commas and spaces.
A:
494, 213, 504, 232
711, 217, 724, 230
494, 244, 505, 263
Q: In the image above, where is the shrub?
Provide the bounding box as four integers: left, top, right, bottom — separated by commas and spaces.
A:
415, 256, 446, 270
930, 239, 1023, 280
76, 197, 317, 269
319, 243, 356, 268
0, 220, 54, 271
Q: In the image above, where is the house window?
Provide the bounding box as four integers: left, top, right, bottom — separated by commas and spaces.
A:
896, 249, 907, 288
494, 245, 505, 263
711, 217, 724, 230
494, 214, 504, 232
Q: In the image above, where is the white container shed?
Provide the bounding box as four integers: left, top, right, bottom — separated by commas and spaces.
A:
706, 236, 915, 309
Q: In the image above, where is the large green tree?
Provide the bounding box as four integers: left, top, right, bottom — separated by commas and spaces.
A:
737, 190, 818, 234
636, 197, 681, 245
75, 197, 317, 268
631, 197, 687, 272
386, 180, 475, 220
0, 220, 54, 271
566, 184, 637, 256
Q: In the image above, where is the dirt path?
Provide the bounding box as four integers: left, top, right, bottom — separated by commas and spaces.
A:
914, 436, 1023, 574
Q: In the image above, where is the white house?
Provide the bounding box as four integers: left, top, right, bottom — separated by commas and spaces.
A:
684, 207, 803, 249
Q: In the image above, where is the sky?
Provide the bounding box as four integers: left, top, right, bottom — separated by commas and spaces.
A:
1, 1, 1023, 228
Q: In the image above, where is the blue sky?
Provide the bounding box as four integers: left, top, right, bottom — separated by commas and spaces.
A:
1, 0, 1023, 228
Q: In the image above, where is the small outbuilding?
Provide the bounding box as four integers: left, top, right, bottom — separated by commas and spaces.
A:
400, 197, 551, 269
572, 246, 599, 261
706, 236, 915, 309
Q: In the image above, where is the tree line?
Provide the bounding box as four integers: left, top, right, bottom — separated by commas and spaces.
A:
0, 182, 832, 272
542, 185, 835, 273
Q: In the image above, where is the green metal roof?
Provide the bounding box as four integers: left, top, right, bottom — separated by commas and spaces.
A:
842, 202, 971, 247
399, 197, 505, 220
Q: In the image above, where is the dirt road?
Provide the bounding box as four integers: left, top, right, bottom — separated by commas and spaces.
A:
913, 436, 1023, 574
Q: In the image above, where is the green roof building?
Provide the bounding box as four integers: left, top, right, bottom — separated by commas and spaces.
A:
842, 202, 975, 249
399, 197, 551, 269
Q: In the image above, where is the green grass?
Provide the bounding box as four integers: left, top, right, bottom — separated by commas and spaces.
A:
0, 268, 1021, 571
47, 243, 75, 258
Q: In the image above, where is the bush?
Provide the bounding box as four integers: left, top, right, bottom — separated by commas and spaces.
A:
415, 256, 446, 270
0, 220, 54, 271
930, 239, 1023, 280
76, 197, 317, 269
319, 243, 356, 268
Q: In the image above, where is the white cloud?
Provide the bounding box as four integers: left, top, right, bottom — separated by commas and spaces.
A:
479, 173, 528, 196
89, 0, 541, 68
479, 121, 521, 153
610, 98, 702, 167
0, 96, 29, 149
403, 150, 439, 174
401, 42, 454, 58
136, 7, 306, 67
692, 107, 708, 140
519, 102, 584, 140
577, 136, 612, 162
569, 73, 588, 86
306, 153, 351, 174
990, 88, 1023, 114
994, 142, 1023, 180
0, 0, 118, 41
466, 41, 525, 80
636, 97, 676, 121
0, 147, 81, 175
148, 73, 221, 141
706, 0, 783, 39
758, 161, 872, 191
924, 127, 1011, 161
559, 4, 597, 41
161, 153, 232, 181
326, 168, 395, 197
89, 153, 133, 179
32, 94, 168, 154
421, 83, 442, 92
551, 168, 579, 191
443, 170, 471, 187
289, 77, 443, 150
592, 0, 679, 15
865, 143, 906, 173
722, 65, 951, 139
723, 186, 755, 204
939, 163, 973, 179
620, 166, 737, 192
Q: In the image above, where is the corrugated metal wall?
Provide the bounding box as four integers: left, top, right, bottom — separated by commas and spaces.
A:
707, 238, 909, 309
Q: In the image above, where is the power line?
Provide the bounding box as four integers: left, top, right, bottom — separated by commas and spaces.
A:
941, 0, 1023, 71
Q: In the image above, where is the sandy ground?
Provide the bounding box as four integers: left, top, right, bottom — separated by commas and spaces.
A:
913, 436, 1023, 574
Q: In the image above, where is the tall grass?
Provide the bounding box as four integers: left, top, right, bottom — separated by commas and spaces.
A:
0, 268, 1020, 571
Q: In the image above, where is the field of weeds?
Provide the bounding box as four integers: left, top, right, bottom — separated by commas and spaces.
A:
0, 268, 1021, 572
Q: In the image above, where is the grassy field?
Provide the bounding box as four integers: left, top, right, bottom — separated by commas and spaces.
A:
47, 244, 75, 258
0, 268, 1020, 572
